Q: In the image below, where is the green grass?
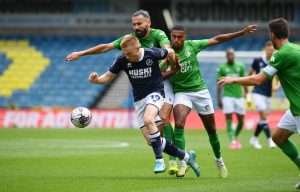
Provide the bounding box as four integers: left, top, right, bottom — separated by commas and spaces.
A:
0, 128, 299, 192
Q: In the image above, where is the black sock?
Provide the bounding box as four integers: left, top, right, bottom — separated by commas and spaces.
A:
162, 138, 186, 160
262, 123, 271, 138
254, 123, 263, 137
149, 131, 163, 159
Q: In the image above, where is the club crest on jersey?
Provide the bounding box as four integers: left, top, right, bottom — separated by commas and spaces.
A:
146, 59, 153, 66
185, 51, 191, 57
127, 63, 132, 68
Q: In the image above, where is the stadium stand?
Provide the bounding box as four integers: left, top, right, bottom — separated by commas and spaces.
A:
0, 36, 119, 108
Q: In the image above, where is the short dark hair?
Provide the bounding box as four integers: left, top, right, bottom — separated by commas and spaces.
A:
268, 18, 289, 39
132, 9, 150, 18
171, 25, 185, 32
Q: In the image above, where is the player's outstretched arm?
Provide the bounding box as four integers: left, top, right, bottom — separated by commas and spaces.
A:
89, 71, 116, 84
65, 43, 115, 61
207, 25, 257, 46
218, 72, 268, 87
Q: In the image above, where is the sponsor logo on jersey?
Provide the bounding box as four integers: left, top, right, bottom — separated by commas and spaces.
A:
128, 67, 152, 79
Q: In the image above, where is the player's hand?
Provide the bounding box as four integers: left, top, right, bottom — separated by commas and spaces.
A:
65, 51, 83, 61
242, 25, 257, 34
89, 72, 99, 83
217, 77, 236, 87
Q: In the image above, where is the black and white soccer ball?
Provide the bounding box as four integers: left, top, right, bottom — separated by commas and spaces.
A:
70, 107, 92, 128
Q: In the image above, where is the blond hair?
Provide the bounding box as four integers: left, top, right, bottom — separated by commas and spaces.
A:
120, 35, 140, 49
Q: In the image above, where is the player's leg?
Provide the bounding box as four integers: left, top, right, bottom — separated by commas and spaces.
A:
159, 80, 177, 174
250, 110, 265, 149
159, 103, 177, 172
272, 110, 300, 170
192, 89, 228, 178
233, 98, 246, 149
222, 97, 235, 144
143, 104, 165, 173
250, 93, 264, 149
261, 97, 276, 148
235, 113, 244, 138
173, 103, 191, 177
225, 113, 234, 144
272, 110, 300, 190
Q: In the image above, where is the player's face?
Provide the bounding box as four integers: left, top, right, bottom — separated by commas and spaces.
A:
132, 15, 150, 38
226, 51, 235, 63
171, 30, 185, 50
269, 32, 278, 49
122, 41, 140, 62
265, 45, 274, 59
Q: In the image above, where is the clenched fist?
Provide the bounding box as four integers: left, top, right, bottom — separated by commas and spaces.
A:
89, 72, 99, 83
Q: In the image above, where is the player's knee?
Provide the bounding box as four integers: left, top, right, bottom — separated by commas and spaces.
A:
159, 112, 168, 123
272, 132, 285, 146
175, 118, 185, 128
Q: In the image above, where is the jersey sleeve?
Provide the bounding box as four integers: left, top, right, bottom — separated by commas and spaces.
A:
190, 39, 209, 53
112, 37, 123, 50
262, 52, 280, 78
109, 56, 123, 74
150, 48, 169, 60
155, 29, 170, 48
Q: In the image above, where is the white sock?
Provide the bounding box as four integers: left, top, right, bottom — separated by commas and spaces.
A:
183, 152, 190, 162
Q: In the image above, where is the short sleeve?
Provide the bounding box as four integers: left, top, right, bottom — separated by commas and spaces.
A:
150, 48, 168, 60
109, 56, 123, 74
112, 37, 122, 50
155, 29, 170, 48
190, 39, 209, 53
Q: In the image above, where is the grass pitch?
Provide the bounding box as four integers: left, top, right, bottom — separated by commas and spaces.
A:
0, 128, 299, 192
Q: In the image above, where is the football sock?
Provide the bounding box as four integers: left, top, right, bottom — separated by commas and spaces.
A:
161, 138, 186, 160
208, 133, 221, 159
261, 122, 271, 138
235, 119, 244, 137
254, 122, 263, 137
163, 123, 176, 160
149, 131, 163, 159
226, 118, 234, 142
278, 139, 300, 170
174, 127, 185, 150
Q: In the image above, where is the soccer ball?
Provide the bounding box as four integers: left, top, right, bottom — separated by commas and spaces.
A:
70, 107, 92, 128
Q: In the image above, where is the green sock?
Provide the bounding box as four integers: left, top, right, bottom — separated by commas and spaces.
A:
208, 133, 221, 159
226, 118, 234, 142
174, 127, 185, 150
163, 123, 176, 160
278, 139, 300, 170
235, 120, 244, 137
